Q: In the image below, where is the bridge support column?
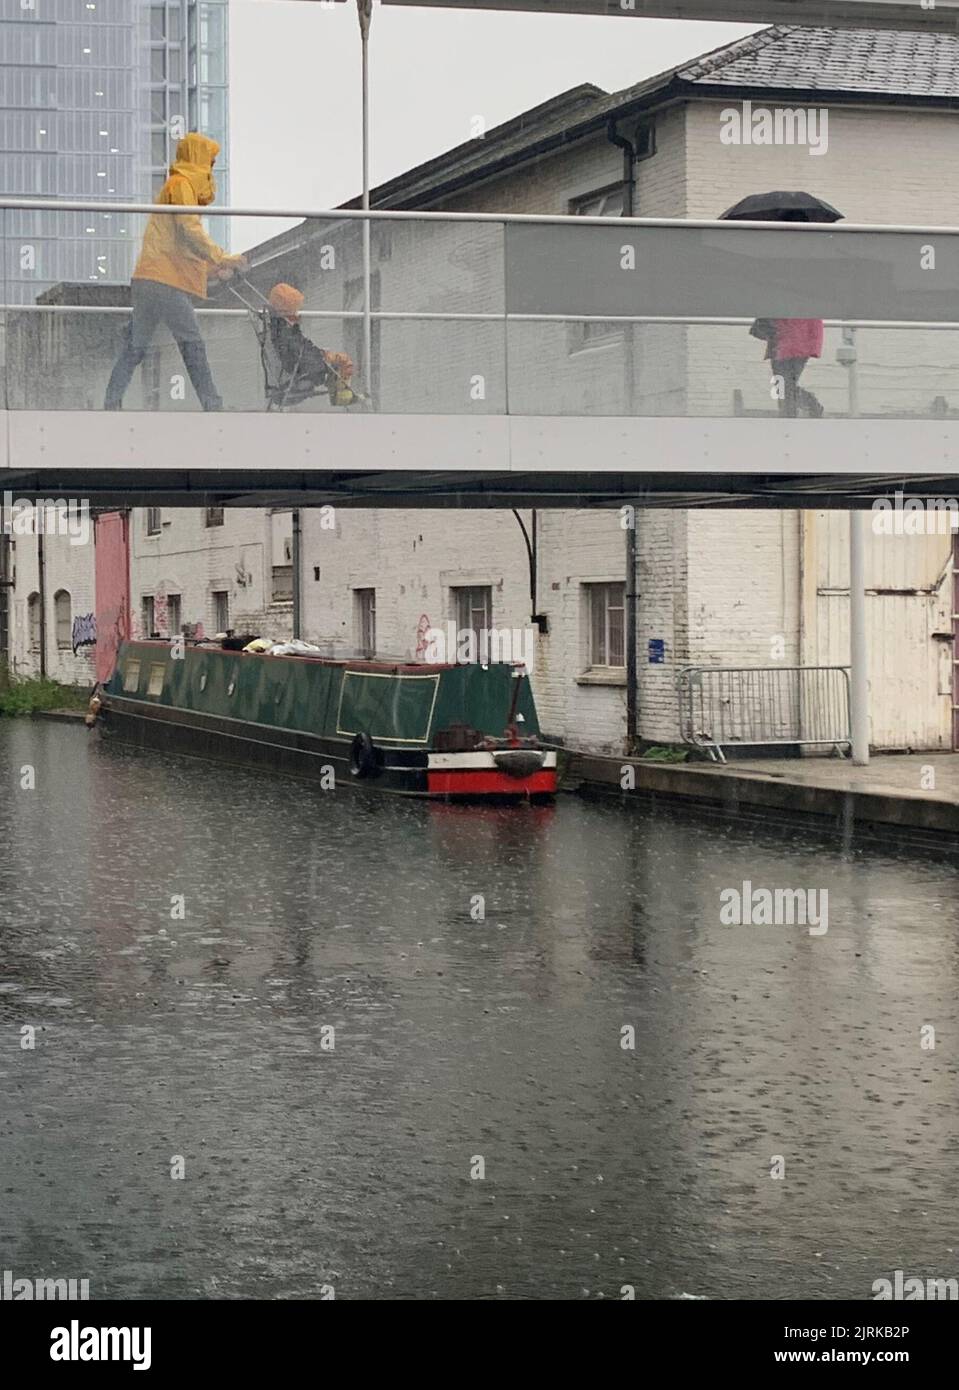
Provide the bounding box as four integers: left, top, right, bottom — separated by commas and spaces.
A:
849, 509, 869, 766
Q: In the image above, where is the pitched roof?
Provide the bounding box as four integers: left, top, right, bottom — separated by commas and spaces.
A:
353, 24, 959, 209
677, 24, 959, 98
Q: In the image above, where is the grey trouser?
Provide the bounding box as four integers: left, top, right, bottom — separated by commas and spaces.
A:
105, 279, 222, 411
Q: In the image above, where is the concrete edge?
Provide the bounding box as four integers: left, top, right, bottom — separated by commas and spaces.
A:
568, 753, 959, 837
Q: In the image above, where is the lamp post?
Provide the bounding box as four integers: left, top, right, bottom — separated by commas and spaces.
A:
357, 0, 374, 391
838, 326, 868, 765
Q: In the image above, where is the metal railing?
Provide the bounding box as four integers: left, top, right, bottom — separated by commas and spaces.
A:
677, 664, 852, 762
1, 200, 958, 418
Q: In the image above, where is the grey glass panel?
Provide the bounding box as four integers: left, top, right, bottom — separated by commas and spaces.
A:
0, 21, 55, 65
56, 24, 136, 67
505, 224, 959, 323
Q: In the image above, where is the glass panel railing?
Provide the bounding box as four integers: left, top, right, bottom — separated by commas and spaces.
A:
3, 208, 507, 413
503, 220, 959, 324
2, 205, 957, 419
506, 319, 959, 419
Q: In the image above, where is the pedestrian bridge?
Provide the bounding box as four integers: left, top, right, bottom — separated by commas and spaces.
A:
2, 200, 958, 509
385, 0, 959, 32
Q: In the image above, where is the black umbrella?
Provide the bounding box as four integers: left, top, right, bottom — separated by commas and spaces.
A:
719, 191, 844, 223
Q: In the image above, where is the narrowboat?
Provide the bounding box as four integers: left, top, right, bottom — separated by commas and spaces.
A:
97, 640, 557, 799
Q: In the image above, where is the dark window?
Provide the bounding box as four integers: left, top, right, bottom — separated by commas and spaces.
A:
145, 507, 161, 536
212, 590, 229, 632
204, 506, 224, 527
354, 588, 375, 657
27, 592, 41, 651
272, 566, 293, 602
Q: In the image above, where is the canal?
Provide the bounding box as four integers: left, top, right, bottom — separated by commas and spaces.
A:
2, 720, 958, 1300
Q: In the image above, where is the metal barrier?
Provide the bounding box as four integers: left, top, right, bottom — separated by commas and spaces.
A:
677, 665, 851, 762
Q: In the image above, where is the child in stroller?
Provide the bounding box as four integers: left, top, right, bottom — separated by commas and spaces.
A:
224, 274, 359, 410
266, 283, 357, 408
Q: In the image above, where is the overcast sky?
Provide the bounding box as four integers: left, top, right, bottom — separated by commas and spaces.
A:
229, 1, 758, 212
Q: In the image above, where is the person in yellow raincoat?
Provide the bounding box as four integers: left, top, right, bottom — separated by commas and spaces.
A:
104, 132, 246, 411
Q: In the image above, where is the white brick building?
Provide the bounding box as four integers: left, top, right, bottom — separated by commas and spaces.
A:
128, 505, 295, 643
8, 25, 959, 753
2, 504, 97, 686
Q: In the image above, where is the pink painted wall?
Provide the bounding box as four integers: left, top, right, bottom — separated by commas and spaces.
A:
94, 512, 131, 684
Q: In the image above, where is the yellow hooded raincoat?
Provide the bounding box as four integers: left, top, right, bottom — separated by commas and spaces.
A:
133, 133, 228, 299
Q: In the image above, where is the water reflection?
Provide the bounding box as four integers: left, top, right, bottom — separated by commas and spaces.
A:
1, 721, 958, 1299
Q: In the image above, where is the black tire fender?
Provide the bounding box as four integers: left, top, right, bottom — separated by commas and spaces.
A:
349, 731, 378, 779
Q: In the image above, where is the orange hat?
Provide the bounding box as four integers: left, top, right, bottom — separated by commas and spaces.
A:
268, 283, 304, 322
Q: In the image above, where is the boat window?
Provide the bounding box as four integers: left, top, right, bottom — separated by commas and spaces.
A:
227, 677, 236, 696
199, 673, 207, 692
337, 671, 439, 743
147, 663, 166, 697
122, 659, 141, 693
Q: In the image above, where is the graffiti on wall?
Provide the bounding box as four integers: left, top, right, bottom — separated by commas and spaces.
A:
71, 612, 97, 656
414, 614, 432, 659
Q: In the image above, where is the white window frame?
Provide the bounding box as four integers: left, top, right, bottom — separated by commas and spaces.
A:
54, 588, 71, 650
453, 585, 492, 660
584, 581, 626, 670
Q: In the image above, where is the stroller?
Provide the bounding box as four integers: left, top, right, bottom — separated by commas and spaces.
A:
226, 276, 369, 412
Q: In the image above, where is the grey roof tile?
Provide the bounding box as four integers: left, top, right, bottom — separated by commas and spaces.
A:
676, 24, 959, 98
369, 25, 959, 207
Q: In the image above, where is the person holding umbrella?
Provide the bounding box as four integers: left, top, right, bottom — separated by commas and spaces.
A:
721, 192, 842, 419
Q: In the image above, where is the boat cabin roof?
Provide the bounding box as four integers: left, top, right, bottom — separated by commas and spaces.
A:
130, 639, 527, 677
